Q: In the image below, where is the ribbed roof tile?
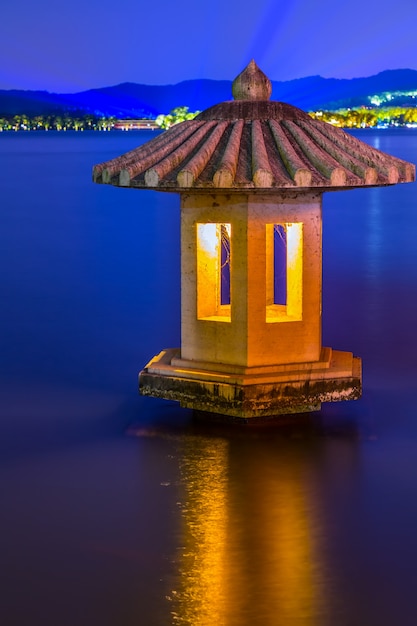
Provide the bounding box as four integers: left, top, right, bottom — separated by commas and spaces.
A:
93, 61, 415, 192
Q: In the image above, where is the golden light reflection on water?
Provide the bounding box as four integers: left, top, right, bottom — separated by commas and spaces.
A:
170, 436, 229, 625
169, 435, 328, 626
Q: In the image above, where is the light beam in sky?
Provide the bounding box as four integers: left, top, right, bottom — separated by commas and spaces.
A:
0, 0, 416, 92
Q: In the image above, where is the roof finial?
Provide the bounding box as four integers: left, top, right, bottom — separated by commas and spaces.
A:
232, 60, 272, 101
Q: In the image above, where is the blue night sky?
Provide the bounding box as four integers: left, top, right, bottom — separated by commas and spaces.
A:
1, 0, 417, 93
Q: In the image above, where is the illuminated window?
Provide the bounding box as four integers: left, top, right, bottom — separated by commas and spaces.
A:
197, 223, 231, 322
272, 224, 287, 305
266, 223, 303, 322
220, 224, 231, 306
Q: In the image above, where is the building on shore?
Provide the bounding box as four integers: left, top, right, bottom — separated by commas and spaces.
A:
113, 119, 159, 130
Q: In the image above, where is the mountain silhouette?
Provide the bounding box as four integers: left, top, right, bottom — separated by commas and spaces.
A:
1, 69, 417, 117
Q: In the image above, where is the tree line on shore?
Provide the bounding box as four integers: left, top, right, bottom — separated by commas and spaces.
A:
0, 107, 197, 131
0, 113, 118, 131
1, 105, 417, 131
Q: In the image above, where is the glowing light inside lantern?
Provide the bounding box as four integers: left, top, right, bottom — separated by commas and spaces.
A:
266, 223, 303, 322
197, 223, 231, 322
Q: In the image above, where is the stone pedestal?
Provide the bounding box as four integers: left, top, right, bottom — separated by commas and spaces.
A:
139, 347, 361, 418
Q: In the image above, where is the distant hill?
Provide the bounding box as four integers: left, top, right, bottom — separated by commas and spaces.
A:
1, 69, 417, 117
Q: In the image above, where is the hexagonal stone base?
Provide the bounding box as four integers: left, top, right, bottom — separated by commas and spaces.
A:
139, 348, 362, 420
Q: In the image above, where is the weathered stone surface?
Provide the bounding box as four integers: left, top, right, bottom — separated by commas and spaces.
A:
231, 59, 272, 101
139, 348, 361, 419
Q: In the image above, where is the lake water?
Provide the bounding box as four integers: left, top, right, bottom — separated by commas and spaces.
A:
1, 128, 417, 625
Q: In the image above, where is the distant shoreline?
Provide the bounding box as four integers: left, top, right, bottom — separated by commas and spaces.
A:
2, 125, 417, 133
2, 102, 417, 132
0, 128, 161, 133
0, 128, 160, 132
0, 115, 161, 132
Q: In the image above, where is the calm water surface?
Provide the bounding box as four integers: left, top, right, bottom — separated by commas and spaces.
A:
1, 129, 417, 625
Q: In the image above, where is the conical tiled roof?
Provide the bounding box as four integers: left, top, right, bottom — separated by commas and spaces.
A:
93, 61, 415, 191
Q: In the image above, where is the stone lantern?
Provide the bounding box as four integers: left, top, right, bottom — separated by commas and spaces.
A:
93, 61, 415, 420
